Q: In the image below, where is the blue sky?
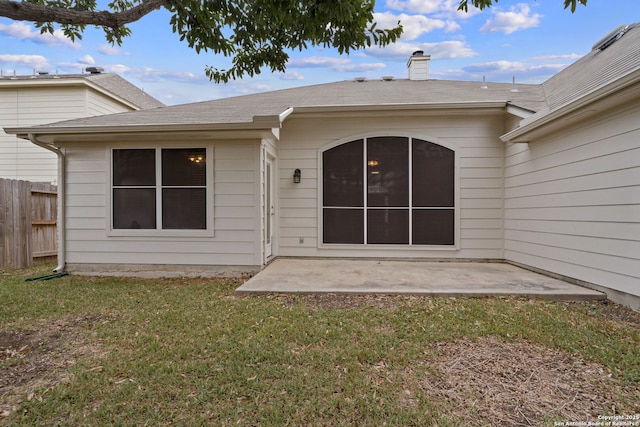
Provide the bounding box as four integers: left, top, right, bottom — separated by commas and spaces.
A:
0, 0, 635, 105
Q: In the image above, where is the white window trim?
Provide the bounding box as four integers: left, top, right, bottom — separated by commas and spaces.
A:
317, 133, 460, 250
106, 144, 215, 238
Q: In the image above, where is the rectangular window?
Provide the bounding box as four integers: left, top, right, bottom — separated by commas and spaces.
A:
112, 148, 208, 231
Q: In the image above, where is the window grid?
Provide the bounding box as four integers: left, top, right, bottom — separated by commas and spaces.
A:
112, 148, 207, 231
323, 136, 454, 246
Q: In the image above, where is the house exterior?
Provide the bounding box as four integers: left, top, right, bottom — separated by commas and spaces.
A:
5, 24, 639, 309
0, 69, 164, 183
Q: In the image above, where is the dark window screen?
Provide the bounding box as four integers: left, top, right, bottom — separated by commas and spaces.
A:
367, 209, 409, 244
323, 208, 364, 244
367, 137, 408, 207
412, 209, 455, 245
113, 188, 156, 229
113, 148, 207, 231
162, 188, 206, 229
323, 140, 363, 207
322, 137, 455, 246
162, 148, 206, 186
412, 139, 454, 207
113, 149, 155, 186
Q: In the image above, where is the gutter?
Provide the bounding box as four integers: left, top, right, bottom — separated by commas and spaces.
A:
6, 120, 281, 139
28, 134, 65, 274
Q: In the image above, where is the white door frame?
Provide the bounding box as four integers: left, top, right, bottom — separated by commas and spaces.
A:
265, 156, 275, 260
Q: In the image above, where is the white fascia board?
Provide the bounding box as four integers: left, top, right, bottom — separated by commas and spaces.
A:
501, 67, 640, 143
6, 122, 279, 145
6, 120, 276, 135
252, 107, 294, 126
505, 103, 537, 119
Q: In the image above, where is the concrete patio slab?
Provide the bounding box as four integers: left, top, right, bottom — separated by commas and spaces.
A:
236, 259, 605, 301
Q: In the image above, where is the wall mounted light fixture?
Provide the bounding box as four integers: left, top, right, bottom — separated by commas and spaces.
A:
293, 168, 301, 183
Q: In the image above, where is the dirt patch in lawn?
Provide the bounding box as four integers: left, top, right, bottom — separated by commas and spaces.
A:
0, 316, 109, 419
410, 336, 640, 426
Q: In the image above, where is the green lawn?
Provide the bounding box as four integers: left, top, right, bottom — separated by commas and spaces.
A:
1, 264, 639, 426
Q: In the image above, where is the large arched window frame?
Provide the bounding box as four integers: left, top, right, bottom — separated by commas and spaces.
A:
320, 135, 458, 247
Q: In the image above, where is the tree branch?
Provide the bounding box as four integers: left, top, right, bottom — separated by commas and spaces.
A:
0, 0, 167, 27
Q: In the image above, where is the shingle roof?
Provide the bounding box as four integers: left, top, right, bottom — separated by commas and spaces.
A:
0, 72, 164, 110
83, 73, 165, 109
23, 78, 545, 130
542, 22, 640, 110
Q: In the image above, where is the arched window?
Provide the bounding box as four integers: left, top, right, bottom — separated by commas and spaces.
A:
322, 136, 454, 245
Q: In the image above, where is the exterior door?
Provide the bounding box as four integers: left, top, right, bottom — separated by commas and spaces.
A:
265, 158, 274, 259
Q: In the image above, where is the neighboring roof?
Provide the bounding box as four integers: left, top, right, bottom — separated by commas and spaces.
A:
0, 72, 164, 110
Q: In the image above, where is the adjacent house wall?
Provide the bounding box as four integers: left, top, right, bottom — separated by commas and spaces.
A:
276, 112, 506, 260
0, 84, 143, 184
60, 140, 264, 276
86, 89, 136, 116
0, 86, 86, 182
503, 100, 640, 307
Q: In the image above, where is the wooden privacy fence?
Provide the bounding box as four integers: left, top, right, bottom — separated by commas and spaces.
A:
0, 178, 58, 269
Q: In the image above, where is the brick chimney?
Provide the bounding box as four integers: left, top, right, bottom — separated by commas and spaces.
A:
407, 50, 430, 81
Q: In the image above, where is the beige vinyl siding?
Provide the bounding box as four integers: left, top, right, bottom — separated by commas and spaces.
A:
277, 113, 505, 259
0, 90, 19, 178
504, 102, 640, 297
0, 86, 86, 182
1, 85, 138, 183
86, 89, 136, 115
62, 140, 262, 271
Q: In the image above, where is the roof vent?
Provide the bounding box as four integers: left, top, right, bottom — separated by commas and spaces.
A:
354, 76, 367, 82
592, 24, 629, 51
85, 66, 104, 74
382, 75, 394, 81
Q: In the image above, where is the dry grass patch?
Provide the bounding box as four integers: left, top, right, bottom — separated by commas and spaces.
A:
0, 316, 109, 418
413, 336, 639, 426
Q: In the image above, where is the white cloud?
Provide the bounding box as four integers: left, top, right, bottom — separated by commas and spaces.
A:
138, 67, 201, 82
480, 4, 542, 34
0, 54, 49, 70
279, 70, 304, 81
287, 56, 385, 73
288, 56, 349, 69
386, 0, 481, 19
366, 40, 477, 61
462, 60, 569, 83
56, 62, 90, 73
532, 53, 582, 61
77, 55, 95, 65
107, 64, 131, 74
464, 60, 528, 73
342, 62, 386, 72
98, 45, 123, 56
374, 12, 451, 40
0, 22, 80, 48
444, 20, 461, 32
